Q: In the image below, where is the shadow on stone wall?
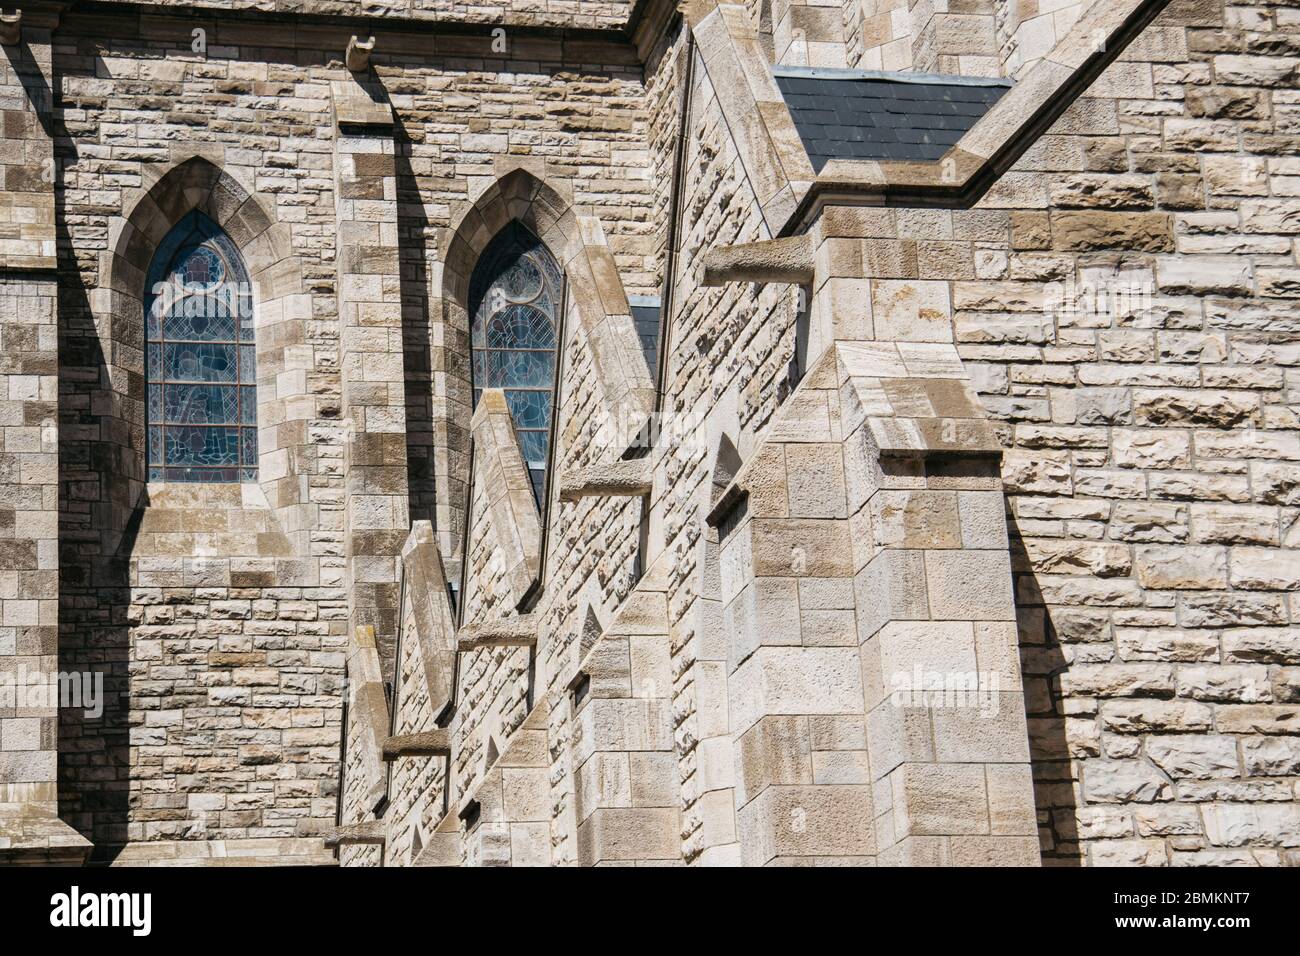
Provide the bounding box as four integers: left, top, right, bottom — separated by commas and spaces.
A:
1007, 510, 1082, 865
394, 122, 437, 527
54, 194, 135, 864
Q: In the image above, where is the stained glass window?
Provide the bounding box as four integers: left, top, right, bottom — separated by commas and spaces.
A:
468, 222, 563, 506
145, 211, 257, 482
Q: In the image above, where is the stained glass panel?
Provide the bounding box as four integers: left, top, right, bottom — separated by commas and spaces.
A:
144, 211, 257, 483
504, 389, 551, 430
164, 343, 238, 383
165, 425, 241, 467
485, 305, 556, 350
162, 295, 238, 342
468, 221, 563, 507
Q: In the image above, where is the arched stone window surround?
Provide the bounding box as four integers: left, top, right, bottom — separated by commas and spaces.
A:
434, 167, 587, 574
91, 154, 316, 556
435, 165, 656, 616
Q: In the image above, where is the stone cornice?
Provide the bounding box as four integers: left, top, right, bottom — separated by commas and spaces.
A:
59, 0, 661, 53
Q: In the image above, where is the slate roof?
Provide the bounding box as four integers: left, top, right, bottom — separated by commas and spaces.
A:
628, 296, 662, 375
773, 68, 1011, 172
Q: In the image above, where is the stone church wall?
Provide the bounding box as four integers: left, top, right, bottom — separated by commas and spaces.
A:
0, 0, 1287, 866
966, 0, 1300, 865
52, 2, 658, 860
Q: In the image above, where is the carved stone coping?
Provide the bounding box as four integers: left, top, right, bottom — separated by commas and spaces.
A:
837, 342, 1005, 459
322, 820, 387, 848
456, 616, 538, 652
381, 730, 452, 760
701, 235, 815, 287
471, 389, 542, 605
557, 459, 653, 502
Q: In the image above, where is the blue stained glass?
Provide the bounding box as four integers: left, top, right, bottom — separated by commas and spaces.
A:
538, 252, 563, 297
163, 295, 237, 341
144, 210, 257, 483
527, 469, 545, 507
478, 350, 553, 389
504, 389, 551, 430
516, 430, 549, 470
164, 342, 237, 383
165, 425, 241, 467
469, 221, 563, 507
241, 429, 259, 466
179, 245, 224, 289
165, 384, 239, 425
501, 257, 542, 302
486, 305, 555, 350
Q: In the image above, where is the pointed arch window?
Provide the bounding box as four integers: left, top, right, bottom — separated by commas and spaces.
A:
145, 210, 257, 482
468, 222, 563, 506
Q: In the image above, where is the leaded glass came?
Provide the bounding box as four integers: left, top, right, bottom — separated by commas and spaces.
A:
468, 222, 563, 505
145, 211, 257, 482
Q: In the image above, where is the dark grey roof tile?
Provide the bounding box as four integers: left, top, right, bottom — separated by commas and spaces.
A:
773, 70, 1010, 171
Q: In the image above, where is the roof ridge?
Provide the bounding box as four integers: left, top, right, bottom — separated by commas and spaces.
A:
771, 65, 1014, 88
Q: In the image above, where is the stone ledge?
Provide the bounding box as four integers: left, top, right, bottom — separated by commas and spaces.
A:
701, 235, 815, 287
457, 616, 538, 651
110, 837, 334, 867
322, 821, 386, 848
558, 460, 653, 502
333, 94, 394, 129
0, 812, 92, 866
382, 730, 452, 760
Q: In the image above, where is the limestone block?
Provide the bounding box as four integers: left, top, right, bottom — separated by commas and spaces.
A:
724, 577, 801, 672
1201, 804, 1300, 848
865, 702, 935, 780
923, 550, 1016, 620
1082, 760, 1172, 803
889, 763, 989, 837
783, 443, 847, 518
1134, 545, 1229, 590
1144, 735, 1240, 780
737, 784, 875, 865
948, 835, 1041, 866
728, 647, 864, 738
748, 517, 855, 577
870, 489, 961, 550
572, 698, 673, 768
557, 460, 652, 501
701, 235, 814, 286
854, 549, 929, 640
871, 279, 953, 343
734, 715, 813, 807
400, 521, 457, 719
577, 807, 680, 865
